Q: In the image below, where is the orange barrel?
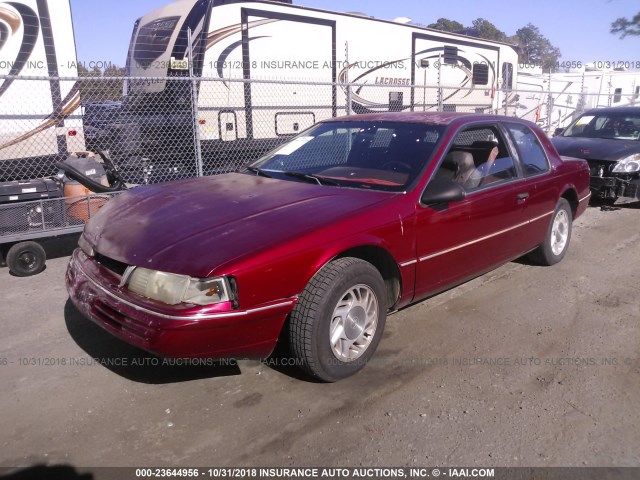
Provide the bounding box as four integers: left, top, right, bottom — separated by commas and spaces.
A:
62, 152, 110, 222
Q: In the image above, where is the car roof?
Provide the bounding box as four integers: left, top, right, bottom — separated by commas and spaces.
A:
325, 111, 535, 127
582, 106, 640, 115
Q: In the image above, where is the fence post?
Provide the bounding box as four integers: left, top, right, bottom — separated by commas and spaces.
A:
188, 28, 204, 177
344, 42, 352, 116
437, 54, 443, 112
546, 70, 553, 132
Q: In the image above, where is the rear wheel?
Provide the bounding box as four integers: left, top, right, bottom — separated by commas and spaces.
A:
6, 241, 46, 277
288, 257, 387, 382
529, 198, 572, 266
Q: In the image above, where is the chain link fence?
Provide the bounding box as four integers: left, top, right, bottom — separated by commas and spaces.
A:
1, 73, 639, 187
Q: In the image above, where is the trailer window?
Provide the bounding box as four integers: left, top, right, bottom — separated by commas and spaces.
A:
472, 64, 489, 85
443, 46, 458, 65
133, 17, 180, 68
613, 88, 622, 103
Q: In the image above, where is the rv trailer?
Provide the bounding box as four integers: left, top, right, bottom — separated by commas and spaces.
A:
516, 67, 640, 132
0, 0, 84, 181
113, 0, 519, 175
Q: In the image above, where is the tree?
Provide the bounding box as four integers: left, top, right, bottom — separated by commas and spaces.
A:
427, 18, 464, 32
77, 64, 100, 77
611, 11, 640, 38
77, 63, 125, 101
513, 23, 561, 72
467, 18, 508, 42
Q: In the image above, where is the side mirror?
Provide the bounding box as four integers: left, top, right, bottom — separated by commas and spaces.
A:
421, 178, 466, 206
553, 128, 564, 137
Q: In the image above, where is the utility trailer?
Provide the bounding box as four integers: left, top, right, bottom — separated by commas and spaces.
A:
108, 0, 519, 176
0, 187, 116, 276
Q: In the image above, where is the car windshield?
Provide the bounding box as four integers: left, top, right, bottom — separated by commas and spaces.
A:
562, 113, 640, 140
249, 121, 445, 192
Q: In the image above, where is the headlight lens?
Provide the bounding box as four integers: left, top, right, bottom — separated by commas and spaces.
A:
612, 154, 640, 173
78, 234, 94, 257
126, 267, 232, 306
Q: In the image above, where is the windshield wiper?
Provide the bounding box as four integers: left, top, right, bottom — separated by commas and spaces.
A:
244, 166, 272, 178
283, 171, 340, 186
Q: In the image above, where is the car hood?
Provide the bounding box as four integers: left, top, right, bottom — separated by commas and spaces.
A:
84, 173, 393, 276
552, 136, 640, 162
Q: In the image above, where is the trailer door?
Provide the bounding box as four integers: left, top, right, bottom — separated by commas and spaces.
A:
240, 8, 336, 140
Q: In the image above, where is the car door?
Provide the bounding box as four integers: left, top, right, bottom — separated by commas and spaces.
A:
413, 123, 533, 300
503, 122, 558, 248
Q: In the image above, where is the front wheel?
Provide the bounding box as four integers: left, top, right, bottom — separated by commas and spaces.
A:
529, 198, 573, 266
288, 257, 387, 382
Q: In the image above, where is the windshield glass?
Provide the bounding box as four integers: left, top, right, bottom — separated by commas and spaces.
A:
251, 121, 445, 192
563, 112, 640, 140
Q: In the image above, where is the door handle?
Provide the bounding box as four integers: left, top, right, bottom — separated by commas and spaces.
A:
517, 192, 530, 201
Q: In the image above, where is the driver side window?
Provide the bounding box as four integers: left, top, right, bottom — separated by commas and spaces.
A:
434, 125, 517, 191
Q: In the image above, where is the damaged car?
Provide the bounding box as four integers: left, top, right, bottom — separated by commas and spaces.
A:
552, 107, 640, 204
66, 112, 590, 382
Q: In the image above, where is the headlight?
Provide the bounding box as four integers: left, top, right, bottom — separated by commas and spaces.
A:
612, 154, 640, 173
126, 267, 232, 306
78, 234, 94, 257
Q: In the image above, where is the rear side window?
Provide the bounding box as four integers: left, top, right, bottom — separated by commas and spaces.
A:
506, 124, 550, 176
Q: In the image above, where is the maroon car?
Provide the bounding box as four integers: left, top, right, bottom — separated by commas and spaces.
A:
66, 112, 590, 382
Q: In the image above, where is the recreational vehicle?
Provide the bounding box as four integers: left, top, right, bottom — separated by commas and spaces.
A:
113, 0, 519, 174
0, 0, 84, 181
516, 67, 640, 132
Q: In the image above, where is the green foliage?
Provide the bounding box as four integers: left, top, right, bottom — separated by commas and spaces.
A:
513, 23, 562, 72
469, 18, 508, 42
420, 15, 563, 73
611, 11, 640, 38
77, 64, 125, 101
427, 18, 464, 32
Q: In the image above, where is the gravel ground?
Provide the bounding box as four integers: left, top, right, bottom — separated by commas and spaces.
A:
1, 204, 639, 478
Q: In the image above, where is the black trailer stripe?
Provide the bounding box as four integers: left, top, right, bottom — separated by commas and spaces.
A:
241, 7, 336, 139
35, 0, 67, 156
0, 2, 39, 98
410, 33, 501, 111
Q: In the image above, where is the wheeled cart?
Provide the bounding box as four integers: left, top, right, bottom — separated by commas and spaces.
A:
0, 178, 115, 276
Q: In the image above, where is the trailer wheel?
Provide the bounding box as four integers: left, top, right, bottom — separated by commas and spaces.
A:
6, 241, 46, 277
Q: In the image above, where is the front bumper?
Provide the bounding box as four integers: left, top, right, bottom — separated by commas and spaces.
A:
65, 249, 296, 359
590, 175, 640, 202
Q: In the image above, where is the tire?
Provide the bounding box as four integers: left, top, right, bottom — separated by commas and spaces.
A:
529, 198, 572, 266
6, 241, 46, 277
289, 257, 387, 382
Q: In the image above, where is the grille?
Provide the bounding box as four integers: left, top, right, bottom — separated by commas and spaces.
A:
586, 160, 615, 177
94, 252, 128, 276
93, 300, 148, 339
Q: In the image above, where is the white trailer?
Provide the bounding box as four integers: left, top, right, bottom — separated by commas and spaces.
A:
0, 0, 84, 179
515, 67, 640, 132
121, 0, 518, 155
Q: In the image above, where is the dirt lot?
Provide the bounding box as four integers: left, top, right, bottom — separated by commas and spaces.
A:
1, 204, 639, 476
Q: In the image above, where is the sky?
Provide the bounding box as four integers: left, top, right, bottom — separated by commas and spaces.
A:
70, 0, 640, 68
